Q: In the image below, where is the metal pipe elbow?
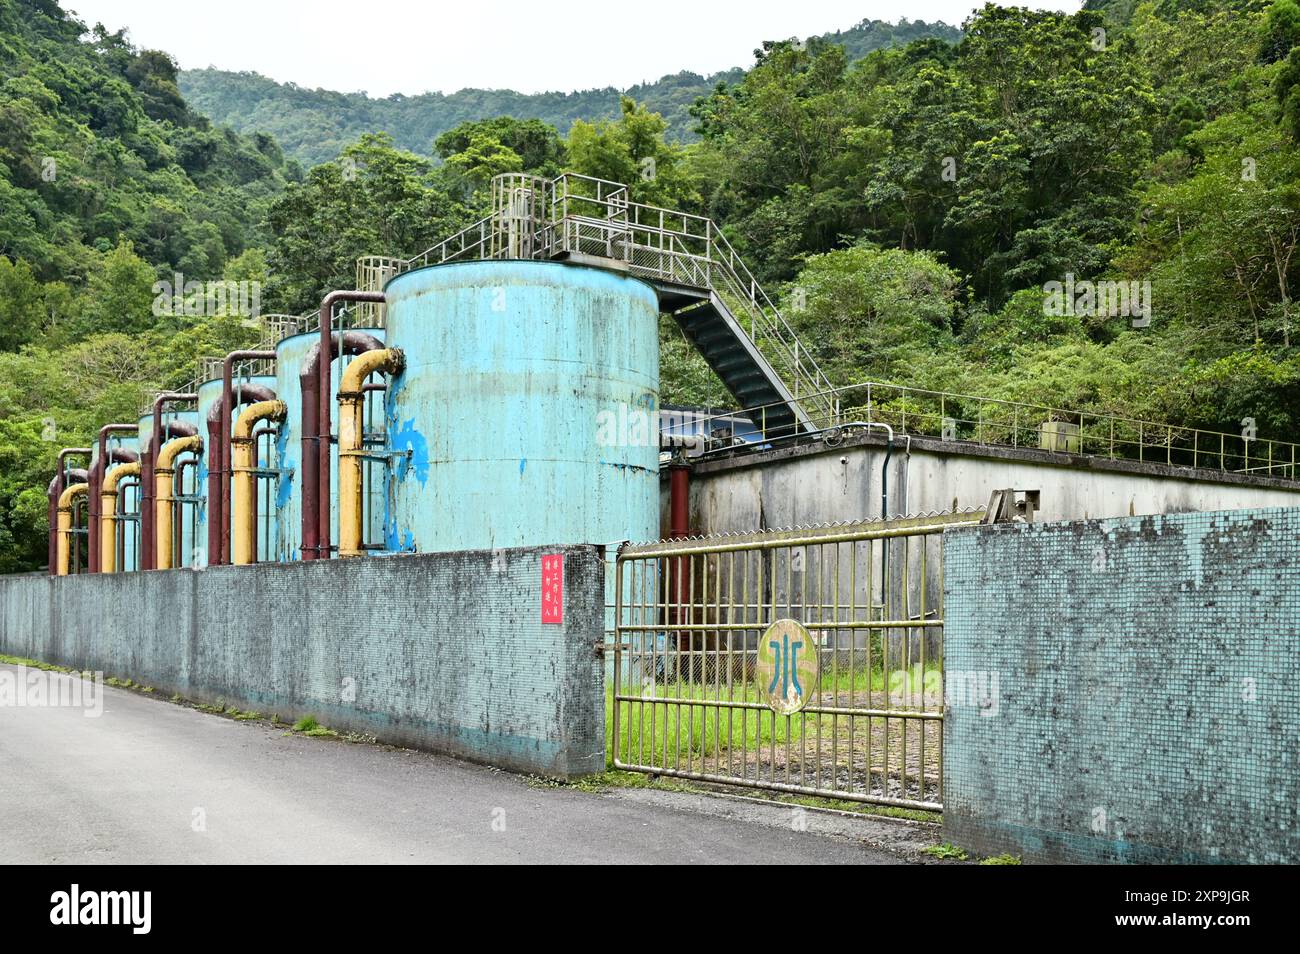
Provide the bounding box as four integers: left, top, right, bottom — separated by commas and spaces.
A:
340, 348, 404, 397
156, 434, 203, 472
233, 400, 288, 441
101, 461, 141, 496
58, 483, 89, 510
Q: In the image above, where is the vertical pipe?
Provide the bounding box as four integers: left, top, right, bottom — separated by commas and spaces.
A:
220, 352, 276, 565
46, 476, 58, 573
667, 460, 691, 657
56, 483, 89, 577
300, 349, 320, 561
176, 459, 197, 566
337, 348, 403, 557
90, 425, 137, 572
49, 448, 90, 574
139, 444, 152, 568
317, 291, 385, 560
145, 392, 197, 570
99, 461, 141, 573
156, 435, 203, 570
232, 401, 287, 565
668, 462, 690, 539
206, 414, 223, 564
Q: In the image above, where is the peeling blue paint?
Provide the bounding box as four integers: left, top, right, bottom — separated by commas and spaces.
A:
389, 417, 430, 486
598, 459, 657, 475
275, 456, 295, 510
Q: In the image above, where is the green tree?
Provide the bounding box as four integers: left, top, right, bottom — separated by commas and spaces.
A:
567, 97, 698, 207
85, 240, 157, 336
264, 133, 473, 313
0, 256, 44, 350
784, 244, 960, 383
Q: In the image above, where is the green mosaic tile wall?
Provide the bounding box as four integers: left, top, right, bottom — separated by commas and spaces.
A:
943, 507, 1300, 864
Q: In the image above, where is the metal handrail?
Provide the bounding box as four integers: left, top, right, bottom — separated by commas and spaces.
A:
145, 302, 375, 413
661, 378, 1300, 480
396, 171, 838, 424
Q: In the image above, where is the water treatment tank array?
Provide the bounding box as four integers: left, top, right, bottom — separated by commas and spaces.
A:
55, 258, 663, 571
49, 172, 821, 574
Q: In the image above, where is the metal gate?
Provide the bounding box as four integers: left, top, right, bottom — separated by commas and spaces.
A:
611, 510, 983, 812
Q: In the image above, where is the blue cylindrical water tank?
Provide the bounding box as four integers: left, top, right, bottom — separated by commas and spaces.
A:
383, 260, 660, 552
273, 328, 386, 561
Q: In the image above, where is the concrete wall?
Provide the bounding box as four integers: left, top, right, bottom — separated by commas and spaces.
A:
0, 546, 605, 779
942, 507, 1300, 864
668, 432, 1300, 537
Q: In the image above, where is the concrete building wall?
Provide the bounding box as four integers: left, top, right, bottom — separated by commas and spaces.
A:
942, 507, 1300, 864
668, 433, 1300, 538
0, 546, 605, 779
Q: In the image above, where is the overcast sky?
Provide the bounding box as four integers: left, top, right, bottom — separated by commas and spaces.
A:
62, 1, 1082, 97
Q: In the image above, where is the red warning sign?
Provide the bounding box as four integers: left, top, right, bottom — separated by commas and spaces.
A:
541, 554, 563, 624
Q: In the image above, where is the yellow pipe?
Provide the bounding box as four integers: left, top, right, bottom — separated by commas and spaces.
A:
99, 462, 141, 574
56, 483, 89, 577
232, 399, 286, 566
338, 348, 404, 558
155, 434, 203, 570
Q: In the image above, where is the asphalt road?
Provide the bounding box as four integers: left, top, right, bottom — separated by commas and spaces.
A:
0, 664, 904, 864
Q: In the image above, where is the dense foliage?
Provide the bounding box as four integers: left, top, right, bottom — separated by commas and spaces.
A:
3, 0, 1300, 574
0, 0, 292, 570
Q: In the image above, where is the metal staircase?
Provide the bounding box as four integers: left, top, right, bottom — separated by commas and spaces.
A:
398, 173, 840, 437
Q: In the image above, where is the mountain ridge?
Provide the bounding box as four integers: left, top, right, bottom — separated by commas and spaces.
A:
179, 17, 963, 165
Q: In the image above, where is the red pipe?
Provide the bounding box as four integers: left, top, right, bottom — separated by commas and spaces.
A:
317, 291, 385, 561
220, 351, 277, 565
46, 476, 57, 573
207, 379, 276, 565
668, 463, 691, 539
205, 414, 222, 565
668, 462, 691, 654
143, 392, 197, 570
48, 447, 90, 574
89, 425, 139, 573
300, 329, 384, 560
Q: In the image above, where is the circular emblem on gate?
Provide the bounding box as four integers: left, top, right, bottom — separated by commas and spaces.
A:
757, 619, 819, 715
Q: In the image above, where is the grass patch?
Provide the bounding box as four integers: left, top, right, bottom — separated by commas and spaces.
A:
979, 853, 1022, 865
0, 653, 74, 673
291, 715, 338, 737
922, 843, 969, 861
604, 662, 941, 771
233, 710, 262, 721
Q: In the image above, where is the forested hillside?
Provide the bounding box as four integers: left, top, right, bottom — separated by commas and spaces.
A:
3, 0, 1300, 574
0, 0, 294, 570
178, 18, 962, 166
